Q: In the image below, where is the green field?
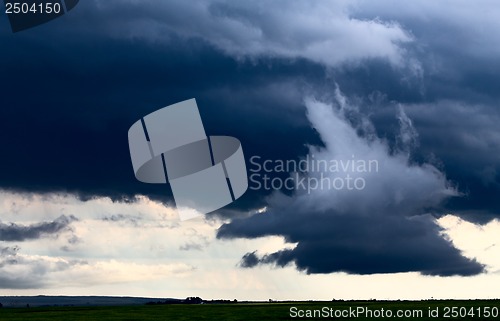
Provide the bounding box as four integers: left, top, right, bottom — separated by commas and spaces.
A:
1, 300, 499, 320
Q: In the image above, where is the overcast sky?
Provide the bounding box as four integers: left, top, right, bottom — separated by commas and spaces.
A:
1, 0, 500, 300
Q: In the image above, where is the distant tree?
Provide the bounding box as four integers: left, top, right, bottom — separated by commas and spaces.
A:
184, 297, 203, 304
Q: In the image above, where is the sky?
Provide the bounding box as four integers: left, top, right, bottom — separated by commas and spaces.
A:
1, 0, 500, 300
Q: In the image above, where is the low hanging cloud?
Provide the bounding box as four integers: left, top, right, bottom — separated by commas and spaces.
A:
218, 88, 484, 276
0, 215, 77, 242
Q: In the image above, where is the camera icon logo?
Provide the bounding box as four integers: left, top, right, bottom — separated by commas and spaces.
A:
128, 99, 248, 220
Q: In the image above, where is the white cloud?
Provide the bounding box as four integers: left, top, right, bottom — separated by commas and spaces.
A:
0, 190, 297, 294
355, 0, 500, 57
294, 89, 457, 214
1, 188, 500, 299
95, 0, 412, 67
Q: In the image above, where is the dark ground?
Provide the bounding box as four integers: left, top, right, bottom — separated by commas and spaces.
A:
1, 299, 499, 320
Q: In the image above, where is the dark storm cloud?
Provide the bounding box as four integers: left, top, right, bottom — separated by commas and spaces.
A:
1, 0, 499, 277
220, 94, 484, 276
70, 0, 410, 66
0, 1, 330, 209
323, 1, 500, 223
0, 0, 428, 207
401, 101, 500, 221
239, 251, 259, 268
347, 0, 500, 104
0, 215, 76, 241
0, 37, 300, 207
321, 97, 500, 222
235, 214, 483, 276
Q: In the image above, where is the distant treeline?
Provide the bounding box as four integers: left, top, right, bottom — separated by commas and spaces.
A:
145, 297, 239, 305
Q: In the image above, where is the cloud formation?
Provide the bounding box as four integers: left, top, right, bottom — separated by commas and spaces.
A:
92, 0, 412, 67
0, 0, 499, 295
0, 245, 86, 289
0, 215, 77, 242
0, 244, 194, 289
219, 89, 483, 276
398, 101, 500, 221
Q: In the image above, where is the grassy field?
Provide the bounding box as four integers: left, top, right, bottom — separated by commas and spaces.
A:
1, 300, 499, 320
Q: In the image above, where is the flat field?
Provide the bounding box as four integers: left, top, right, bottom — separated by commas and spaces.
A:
0, 300, 498, 320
